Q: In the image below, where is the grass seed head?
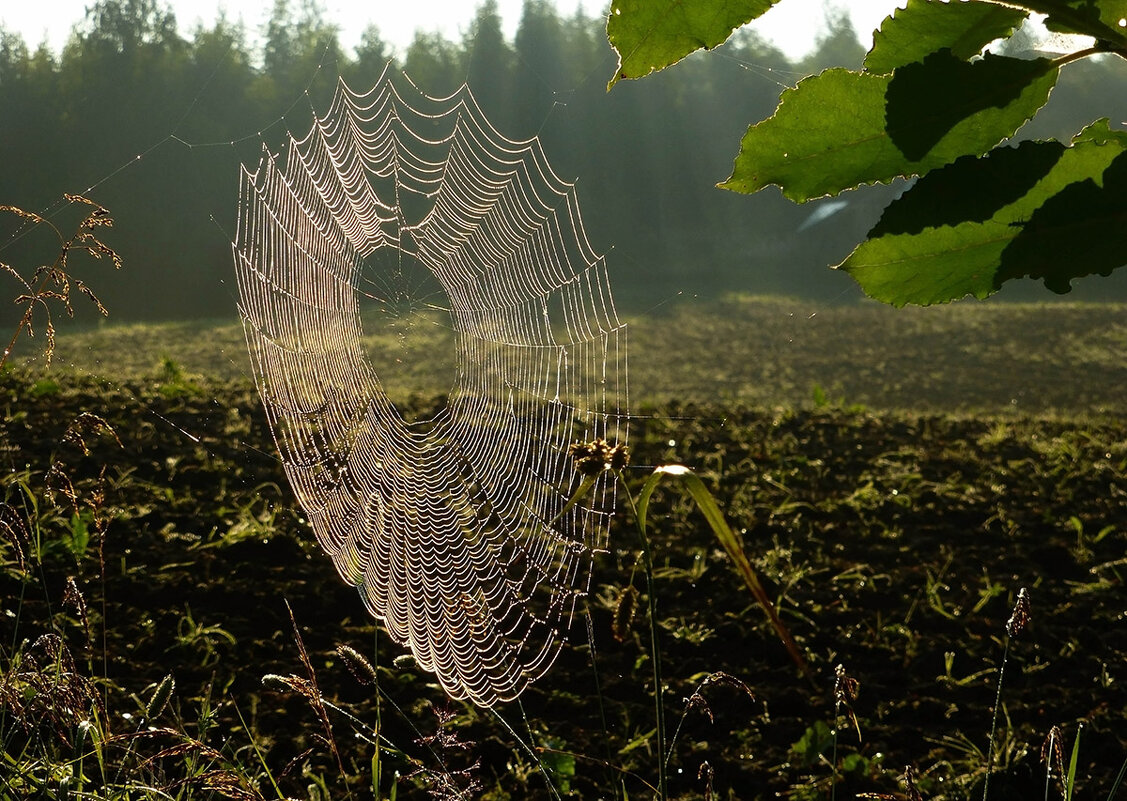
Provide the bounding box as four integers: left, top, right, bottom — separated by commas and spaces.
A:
834, 664, 862, 740
45, 462, 79, 514
569, 438, 629, 475
903, 765, 924, 801
63, 577, 91, 647
1006, 587, 1031, 638
262, 673, 316, 700
612, 584, 639, 642
146, 673, 175, 720
698, 760, 715, 801
1041, 725, 1064, 781
834, 663, 859, 705
0, 502, 30, 571
335, 644, 378, 686
5, 634, 104, 744
62, 412, 122, 455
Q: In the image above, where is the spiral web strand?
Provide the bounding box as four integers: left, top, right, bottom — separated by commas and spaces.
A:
233, 66, 628, 706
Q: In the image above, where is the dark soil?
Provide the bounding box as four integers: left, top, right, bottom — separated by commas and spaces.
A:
2, 370, 1126, 800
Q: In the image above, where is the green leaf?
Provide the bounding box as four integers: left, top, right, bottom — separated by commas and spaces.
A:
1011, 0, 1127, 44
998, 150, 1127, 292
69, 513, 91, 561
721, 60, 1057, 201
790, 721, 834, 766
866, 0, 1028, 74
885, 50, 1057, 161
842, 120, 1127, 305
541, 748, 576, 793
869, 140, 1065, 237
722, 70, 899, 200
841, 220, 1012, 306
606, 0, 777, 88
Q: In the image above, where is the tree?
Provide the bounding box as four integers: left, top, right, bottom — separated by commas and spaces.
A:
512, 0, 567, 138
3, 0, 859, 318
54, 0, 189, 197
799, 6, 865, 73
403, 31, 460, 97
257, 0, 341, 114
0, 31, 66, 210
184, 15, 253, 142
345, 24, 393, 90
262, 0, 295, 82
606, 0, 1127, 306
461, 1, 513, 127
78, 0, 180, 58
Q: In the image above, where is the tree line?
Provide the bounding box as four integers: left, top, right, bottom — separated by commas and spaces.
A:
1, 0, 1122, 322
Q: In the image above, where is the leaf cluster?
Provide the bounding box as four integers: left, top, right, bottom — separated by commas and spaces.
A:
608, 0, 1127, 305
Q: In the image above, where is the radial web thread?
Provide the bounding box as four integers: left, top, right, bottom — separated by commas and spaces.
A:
233, 67, 628, 706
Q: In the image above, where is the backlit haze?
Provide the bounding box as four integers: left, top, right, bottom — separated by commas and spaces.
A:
3, 0, 905, 61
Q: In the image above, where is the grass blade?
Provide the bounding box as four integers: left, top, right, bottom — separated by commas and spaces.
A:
1065, 723, 1082, 801
636, 465, 810, 677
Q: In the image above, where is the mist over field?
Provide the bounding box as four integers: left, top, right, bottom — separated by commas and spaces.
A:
4, 0, 1127, 328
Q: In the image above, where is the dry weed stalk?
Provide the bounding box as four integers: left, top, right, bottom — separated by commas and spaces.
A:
1, 194, 121, 369
857, 765, 925, 800
261, 601, 347, 776
0, 633, 104, 747
0, 501, 31, 572
698, 760, 715, 800
984, 587, 1032, 801
834, 663, 862, 741
408, 703, 482, 800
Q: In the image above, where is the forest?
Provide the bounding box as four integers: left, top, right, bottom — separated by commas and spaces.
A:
3, 0, 1126, 323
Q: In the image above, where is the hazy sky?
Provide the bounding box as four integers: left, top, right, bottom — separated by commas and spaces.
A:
2, 0, 905, 61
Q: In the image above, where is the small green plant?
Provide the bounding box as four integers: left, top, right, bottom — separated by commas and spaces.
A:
29, 377, 60, 397
156, 354, 202, 397
174, 604, 238, 667
1066, 515, 1115, 564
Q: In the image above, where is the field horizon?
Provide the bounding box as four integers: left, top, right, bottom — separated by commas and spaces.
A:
13, 293, 1127, 419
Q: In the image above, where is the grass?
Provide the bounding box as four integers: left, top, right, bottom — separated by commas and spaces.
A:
3, 367, 1127, 799
3, 216, 1127, 798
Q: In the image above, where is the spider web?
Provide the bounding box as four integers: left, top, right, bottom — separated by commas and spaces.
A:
232, 66, 628, 706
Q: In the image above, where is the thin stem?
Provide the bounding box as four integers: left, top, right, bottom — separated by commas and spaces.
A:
1051, 45, 1125, 70
830, 727, 840, 801
372, 627, 382, 800
617, 472, 668, 801
1043, 729, 1054, 801
0, 274, 50, 372
983, 637, 1010, 801
584, 606, 623, 801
